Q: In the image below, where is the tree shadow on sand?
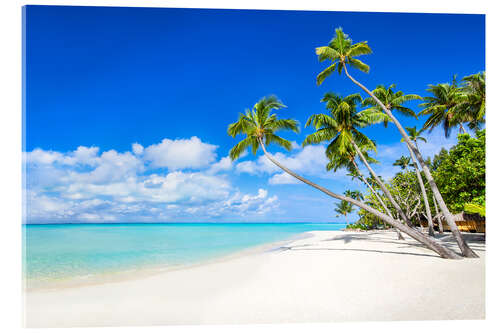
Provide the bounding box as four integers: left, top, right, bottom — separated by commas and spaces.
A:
275, 232, 485, 258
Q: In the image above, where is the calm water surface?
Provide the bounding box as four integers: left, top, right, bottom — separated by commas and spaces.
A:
23, 223, 345, 284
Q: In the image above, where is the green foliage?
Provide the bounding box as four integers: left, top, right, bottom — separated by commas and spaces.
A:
419, 72, 485, 137
393, 156, 412, 171
432, 130, 485, 213
303, 92, 385, 176
429, 148, 449, 171
227, 96, 299, 160
362, 84, 421, 121
334, 199, 353, 220
315, 27, 372, 85
464, 203, 485, 217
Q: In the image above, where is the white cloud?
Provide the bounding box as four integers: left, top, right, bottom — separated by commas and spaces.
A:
143, 136, 217, 170
236, 145, 330, 179
207, 156, 233, 174
132, 143, 144, 155
268, 172, 300, 185
26, 146, 100, 166
25, 138, 279, 222
290, 141, 300, 150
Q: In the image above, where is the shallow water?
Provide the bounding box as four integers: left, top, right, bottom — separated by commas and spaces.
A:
23, 223, 345, 285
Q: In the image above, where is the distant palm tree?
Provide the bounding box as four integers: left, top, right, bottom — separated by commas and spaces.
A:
227, 96, 457, 258
404, 126, 434, 236
315, 27, 476, 257
335, 199, 353, 224
393, 156, 412, 171
344, 189, 364, 202
419, 77, 467, 137
303, 92, 415, 229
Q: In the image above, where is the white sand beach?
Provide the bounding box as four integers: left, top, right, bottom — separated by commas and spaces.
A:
24, 230, 485, 327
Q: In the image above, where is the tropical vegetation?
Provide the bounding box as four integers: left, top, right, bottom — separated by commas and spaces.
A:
227, 26, 485, 259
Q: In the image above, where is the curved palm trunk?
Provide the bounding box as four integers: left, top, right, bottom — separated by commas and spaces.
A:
351, 140, 415, 227
432, 194, 444, 234
343, 66, 478, 258
352, 161, 404, 240
257, 139, 460, 259
406, 142, 435, 236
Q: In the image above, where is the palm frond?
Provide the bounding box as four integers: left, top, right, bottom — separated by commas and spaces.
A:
264, 134, 292, 151
229, 136, 257, 160
348, 58, 370, 73
316, 63, 338, 86
315, 46, 340, 62
347, 42, 372, 57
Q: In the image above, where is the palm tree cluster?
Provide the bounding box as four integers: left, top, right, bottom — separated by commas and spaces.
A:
419, 72, 485, 137
227, 27, 484, 259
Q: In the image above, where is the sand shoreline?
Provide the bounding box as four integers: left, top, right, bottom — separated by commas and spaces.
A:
24, 230, 485, 327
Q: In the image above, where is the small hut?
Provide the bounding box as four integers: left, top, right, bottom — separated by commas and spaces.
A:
420, 212, 485, 233
450, 212, 485, 233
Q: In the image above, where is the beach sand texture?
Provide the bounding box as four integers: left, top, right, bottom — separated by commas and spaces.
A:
24, 230, 485, 327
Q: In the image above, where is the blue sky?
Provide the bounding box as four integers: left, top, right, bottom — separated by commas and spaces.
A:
24, 6, 485, 223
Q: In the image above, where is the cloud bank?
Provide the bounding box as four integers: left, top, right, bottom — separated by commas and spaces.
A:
24, 137, 277, 223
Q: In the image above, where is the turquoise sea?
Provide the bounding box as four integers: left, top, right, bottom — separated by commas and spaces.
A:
23, 223, 345, 286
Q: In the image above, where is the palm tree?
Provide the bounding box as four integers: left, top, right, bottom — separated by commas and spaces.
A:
303, 92, 416, 230
393, 156, 412, 171
458, 72, 485, 130
227, 95, 459, 258
344, 189, 364, 202
335, 199, 353, 224
419, 78, 468, 137
315, 27, 477, 257
362, 84, 422, 123
404, 126, 434, 236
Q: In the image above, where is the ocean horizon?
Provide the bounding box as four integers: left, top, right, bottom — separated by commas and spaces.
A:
23, 222, 346, 288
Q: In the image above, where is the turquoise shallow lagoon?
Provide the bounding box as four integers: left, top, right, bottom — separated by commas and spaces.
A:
23, 223, 345, 285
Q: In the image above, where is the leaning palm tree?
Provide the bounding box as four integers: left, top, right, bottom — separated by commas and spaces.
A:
393, 156, 412, 171
335, 199, 353, 224
227, 95, 459, 258
315, 27, 477, 257
404, 127, 435, 236
303, 92, 416, 230
418, 78, 468, 137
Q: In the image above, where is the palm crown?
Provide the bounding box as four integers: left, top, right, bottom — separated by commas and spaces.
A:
393, 156, 412, 170
403, 126, 427, 144
459, 71, 485, 130
362, 84, 422, 123
344, 190, 364, 201
302, 92, 385, 158
316, 27, 372, 85
418, 77, 465, 137
227, 96, 299, 160
334, 200, 353, 217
